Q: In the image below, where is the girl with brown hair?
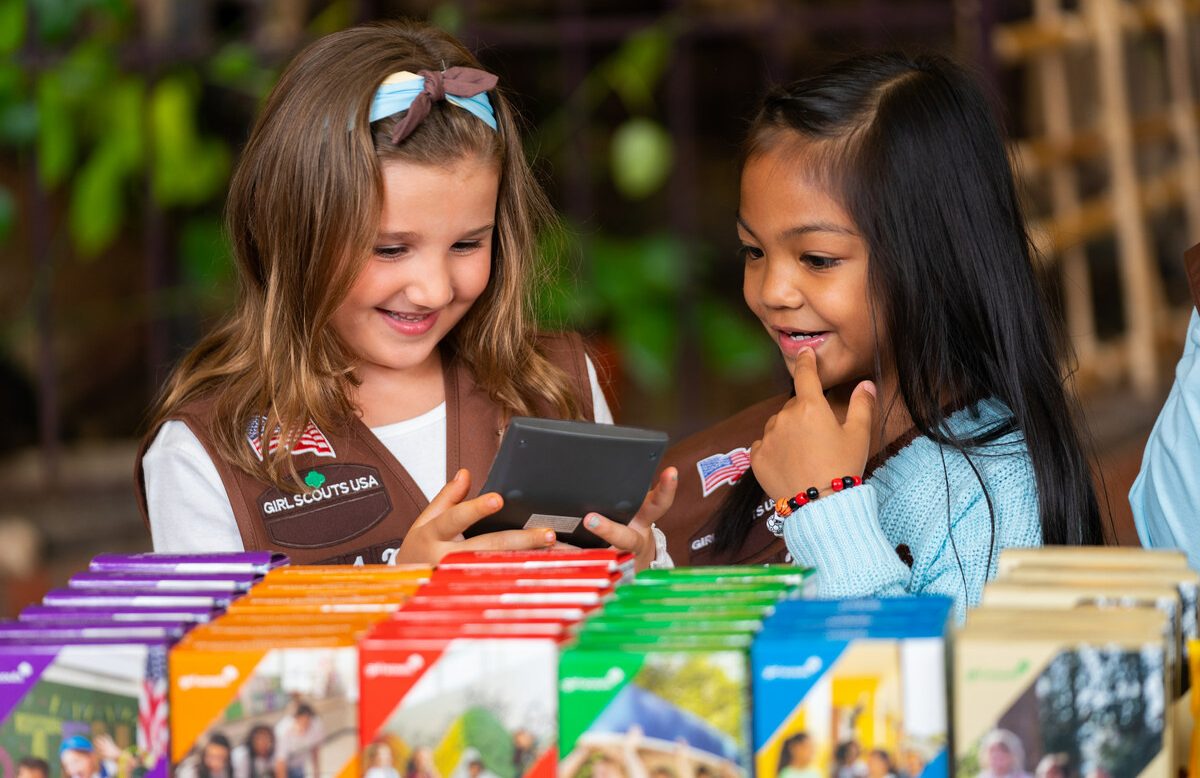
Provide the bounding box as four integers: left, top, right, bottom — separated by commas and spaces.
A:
137, 20, 675, 566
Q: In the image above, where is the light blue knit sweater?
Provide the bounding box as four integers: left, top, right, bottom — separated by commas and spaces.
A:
782, 398, 1043, 621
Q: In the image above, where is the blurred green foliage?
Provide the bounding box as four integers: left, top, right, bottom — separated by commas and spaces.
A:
2, 0, 235, 275
2, 3, 772, 401
535, 19, 773, 393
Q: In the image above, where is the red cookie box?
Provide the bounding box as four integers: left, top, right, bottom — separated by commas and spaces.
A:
437, 550, 634, 581
406, 585, 610, 608
429, 566, 623, 590
358, 624, 565, 778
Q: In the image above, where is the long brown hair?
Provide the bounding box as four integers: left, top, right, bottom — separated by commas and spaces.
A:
150, 20, 584, 489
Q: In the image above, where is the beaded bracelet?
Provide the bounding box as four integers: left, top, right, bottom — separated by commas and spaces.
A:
766, 475, 863, 537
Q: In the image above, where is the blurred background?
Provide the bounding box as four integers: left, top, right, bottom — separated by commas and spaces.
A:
0, 0, 1197, 610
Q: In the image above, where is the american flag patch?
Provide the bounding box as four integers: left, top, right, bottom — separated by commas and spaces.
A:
246, 416, 336, 460
696, 446, 751, 497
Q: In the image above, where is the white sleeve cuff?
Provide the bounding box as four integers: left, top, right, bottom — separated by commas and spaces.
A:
649, 524, 674, 569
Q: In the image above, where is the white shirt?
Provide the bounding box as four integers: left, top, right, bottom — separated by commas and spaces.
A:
273, 715, 325, 774
144, 358, 614, 552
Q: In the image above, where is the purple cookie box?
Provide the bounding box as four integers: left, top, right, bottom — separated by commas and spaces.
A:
0, 640, 171, 778
69, 570, 261, 593
0, 621, 188, 640
20, 604, 217, 623
0, 635, 173, 646
41, 588, 237, 609
89, 552, 289, 574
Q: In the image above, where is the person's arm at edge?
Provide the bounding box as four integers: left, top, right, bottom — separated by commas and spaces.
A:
1130, 309, 1200, 568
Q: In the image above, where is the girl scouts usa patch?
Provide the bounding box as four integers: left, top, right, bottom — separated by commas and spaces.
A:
256, 463, 390, 547
246, 416, 337, 460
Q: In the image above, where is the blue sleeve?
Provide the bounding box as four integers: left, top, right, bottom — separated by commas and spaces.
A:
782, 456, 1042, 622
1130, 309, 1200, 568
781, 485, 913, 600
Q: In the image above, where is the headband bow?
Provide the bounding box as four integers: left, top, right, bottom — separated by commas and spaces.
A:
369, 67, 499, 145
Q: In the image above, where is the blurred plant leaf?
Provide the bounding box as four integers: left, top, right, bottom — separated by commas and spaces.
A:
209, 41, 255, 82
0, 61, 19, 98
430, 3, 464, 34
589, 232, 683, 303
34, 0, 87, 41
180, 214, 234, 295
309, 0, 352, 37
0, 99, 36, 145
611, 117, 672, 200
0, 184, 14, 243
582, 233, 689, 391
635, 233, 686, 292
58, 40, 112, 97
535, 221, 599, 328
614, 304, 676, 391
103, 76, 144, 171
150, 75, 230, 205
150, 75, 191, 162
695, 296, 775, 379
0, 0, 26, 55
35, 72, 75, 188
35, 0, 128, 41
69, 143, 125, 256
208, 41, 276, 99
603, 26, 672, 114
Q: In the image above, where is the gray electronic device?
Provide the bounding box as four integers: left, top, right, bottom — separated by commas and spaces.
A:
463, 417, 669, 548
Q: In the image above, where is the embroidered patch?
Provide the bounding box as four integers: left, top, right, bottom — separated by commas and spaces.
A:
696, 446, 751, 497
257, 463, 390, 548
246, 416, 337, 461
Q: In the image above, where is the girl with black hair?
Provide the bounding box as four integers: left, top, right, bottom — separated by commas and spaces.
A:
663, 51, 1103, 616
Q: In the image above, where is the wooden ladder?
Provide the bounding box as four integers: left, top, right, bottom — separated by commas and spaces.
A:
992, 0, 1200, 397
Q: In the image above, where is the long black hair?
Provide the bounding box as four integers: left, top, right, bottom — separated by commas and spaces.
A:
714, 52, 1103, 554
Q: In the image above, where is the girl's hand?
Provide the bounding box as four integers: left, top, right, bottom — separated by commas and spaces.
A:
581, 467, 678, 571
750, 347, 876, 500
393, 469, 557, 564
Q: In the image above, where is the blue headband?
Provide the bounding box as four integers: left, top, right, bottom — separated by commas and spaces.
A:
369, 69, 498, 143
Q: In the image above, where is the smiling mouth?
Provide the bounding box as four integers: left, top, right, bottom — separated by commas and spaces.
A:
777, 328, 828, 340
379, 308, 433, 322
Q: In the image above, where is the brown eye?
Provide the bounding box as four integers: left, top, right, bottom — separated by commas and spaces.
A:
737, 245, 764, 262
451, 240, 484, 254
374, 245, 407, 259
802, 253, 841, 270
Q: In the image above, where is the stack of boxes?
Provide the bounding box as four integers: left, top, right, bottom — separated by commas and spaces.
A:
359, 550, 633, 778
169, 562, 430, 777
752, 596, 953, 778
956, 547, 1196, 777
0, 552, 287, 778
559, 566, 813, 778
4, 545, 1196, 778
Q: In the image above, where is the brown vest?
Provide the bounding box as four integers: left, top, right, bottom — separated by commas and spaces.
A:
1187, 242, 1200, 309
656, 393, 790, 566
135, 334, 593, 565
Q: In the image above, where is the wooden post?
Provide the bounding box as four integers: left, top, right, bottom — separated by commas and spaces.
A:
1033, 0, 1099, 367
1157, 0, 1200, 243
1088, 0, 1164, 397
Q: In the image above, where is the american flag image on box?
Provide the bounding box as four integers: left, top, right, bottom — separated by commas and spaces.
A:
138, 648, 169, 765
246, 416, 337, 460
696, 446, 751, 497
